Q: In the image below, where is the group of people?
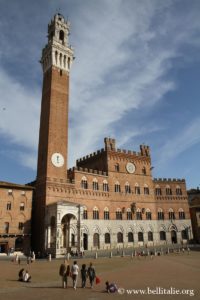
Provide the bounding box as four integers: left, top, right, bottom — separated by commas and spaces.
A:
59, 260, 96, 290
59, 260, 118, 293
17, 259, 117, 293
18, 268, 31, 282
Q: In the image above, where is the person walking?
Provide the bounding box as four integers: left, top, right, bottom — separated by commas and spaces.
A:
71, 261, 79, 290
80, 264, 87, 288
63, 264, 70, 288
87, 262, 96, 289
59, 260, 70, 288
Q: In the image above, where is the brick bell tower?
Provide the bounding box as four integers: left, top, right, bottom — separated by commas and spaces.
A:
33, 14, 74, 253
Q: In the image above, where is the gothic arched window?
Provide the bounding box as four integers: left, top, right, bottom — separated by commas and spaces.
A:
104, 207, 110, 220
59, 30, 64, 41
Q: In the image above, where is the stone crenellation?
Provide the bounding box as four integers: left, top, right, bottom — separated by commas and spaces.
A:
154, 178, 185, 182
76, 145, 151, 164
116, 149, 139, 155
76, 148, 105, 163
69, 167, 108, 176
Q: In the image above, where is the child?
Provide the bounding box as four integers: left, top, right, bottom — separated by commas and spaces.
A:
105, 281, 118, 293
23, 270, 31, 282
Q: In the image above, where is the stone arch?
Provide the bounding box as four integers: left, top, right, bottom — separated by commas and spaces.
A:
70, 224, 77, 235
93, 206, 99, 212
104, 226, 112, 234
60, 213, 77, 249
147, 224, 154, 232
168, 224, 178, 232
179, 223, 188, 231
81, 224, 89, 234
117, 225, 124, 233
60, 212, 77, 222
169, 225, 178, 244
93, 225, 101, 234
138, 225, 144, 232
59, 30, 64, 41
159, 224, 167, 232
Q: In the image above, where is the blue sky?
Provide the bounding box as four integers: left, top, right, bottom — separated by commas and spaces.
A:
0, 0, 200, 189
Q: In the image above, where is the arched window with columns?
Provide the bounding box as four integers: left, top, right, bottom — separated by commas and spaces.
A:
158, 208, 164, 220
93, 178, 99, 191
146, 209, 152, 220
179, 208, 185, 219
176, 185, 182, 195
144, 184, 149, 195
127, 208, 132, 220
136, 208, 142, 220
104, 207, 110, 220
103, 180, 109, 192
166, 185, 172, 195
135, 183, 140, 195
155, 185, 162, 196
93, 207, 99, 220
115, 181, 121, 192
169, 208, 175, 220
81, 176, 88, 189
125, 182, 131, 193
116, 208, 122, 220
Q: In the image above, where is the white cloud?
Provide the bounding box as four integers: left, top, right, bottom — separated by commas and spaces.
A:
0, 68, 40, 168
156, 118, 200, 166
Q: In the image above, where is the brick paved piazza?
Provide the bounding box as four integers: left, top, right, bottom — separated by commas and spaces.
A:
0, 252, 199, 300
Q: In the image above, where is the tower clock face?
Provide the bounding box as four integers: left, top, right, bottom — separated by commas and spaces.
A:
51, 153, 64, 167
126, 162, 136, 174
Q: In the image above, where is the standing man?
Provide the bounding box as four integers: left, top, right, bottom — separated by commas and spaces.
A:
71, 261, 79, 290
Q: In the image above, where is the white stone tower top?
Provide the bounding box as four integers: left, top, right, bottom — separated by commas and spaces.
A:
41, 13, 74, 73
